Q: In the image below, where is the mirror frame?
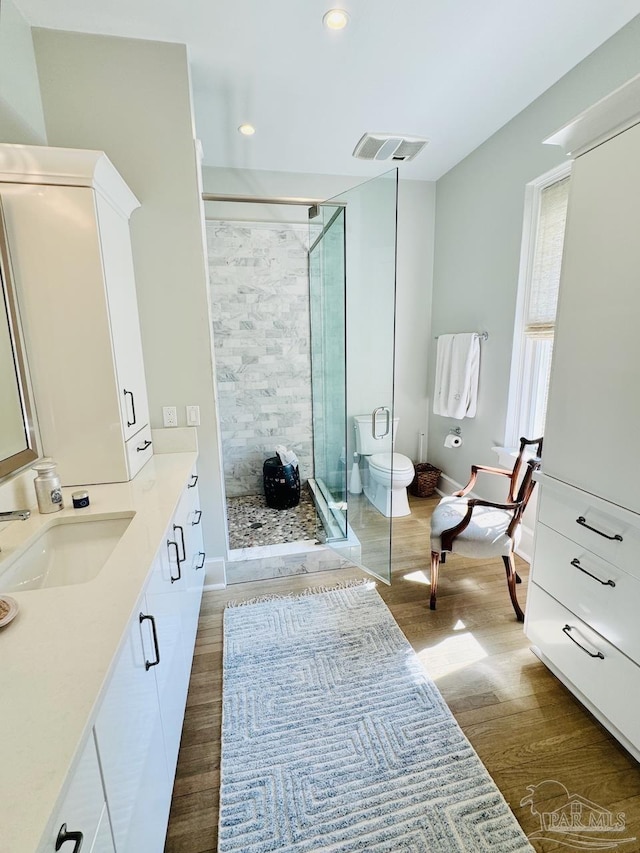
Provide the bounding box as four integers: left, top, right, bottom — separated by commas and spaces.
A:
0, 198, 38, 479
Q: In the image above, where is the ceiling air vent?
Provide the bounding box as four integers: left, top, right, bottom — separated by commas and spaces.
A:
352, 133, 429, 163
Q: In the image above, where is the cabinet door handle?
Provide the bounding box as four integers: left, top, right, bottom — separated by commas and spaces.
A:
123, 389, 136, 428
188, 474, 199, 489
576, 516, 623, 542
570, 557, 616, 587
136, 439, 152, 453
562, 624, 604, 659
196, 551, 206, 570
167, 539, 182, 583
173, 524, 187, 562
139, 613, 161, 670
192, 509, 202, 526
55, 823, 83, 852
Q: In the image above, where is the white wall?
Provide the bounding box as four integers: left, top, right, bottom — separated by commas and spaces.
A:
0, 0, 46, 144
429, 15, 640, 502
33, 30, 227, 566
203, 166, 436, 463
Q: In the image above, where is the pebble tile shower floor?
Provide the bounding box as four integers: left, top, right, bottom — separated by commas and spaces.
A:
226, 490, 317, 549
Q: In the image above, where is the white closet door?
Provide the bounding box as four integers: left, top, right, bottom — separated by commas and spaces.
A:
543, 120, 640, 513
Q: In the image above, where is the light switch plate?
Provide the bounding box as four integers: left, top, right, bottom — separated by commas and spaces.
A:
186, 405, 201, 426
162, 406, 178, 427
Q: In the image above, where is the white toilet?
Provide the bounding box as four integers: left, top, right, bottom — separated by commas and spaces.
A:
353, 415, 415, 517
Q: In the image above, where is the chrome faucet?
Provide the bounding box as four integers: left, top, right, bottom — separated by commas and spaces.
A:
0, 509, 31, 522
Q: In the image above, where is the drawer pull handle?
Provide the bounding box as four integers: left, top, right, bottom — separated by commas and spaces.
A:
562, 624, 604, 659
196, 551, 206, 570
55, 824, 83, 852
173, 523, 187, 562
188, 474, 199, 489
136, 439, 152, 453
570, 558, 615, 587
576, 516, 623, 542
192, 509, 202, 526
139, 613, 161, 670
167, 539, 182, 583
124, 388, 136, 428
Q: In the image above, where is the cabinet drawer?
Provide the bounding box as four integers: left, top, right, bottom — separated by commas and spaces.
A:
533, 523, 640, 664
126, 424, 153, 478
526, 583, 640, 751
538, 477, 640, 580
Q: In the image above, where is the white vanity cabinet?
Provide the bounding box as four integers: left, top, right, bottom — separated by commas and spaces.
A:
0, 144, 152, 486
39, 733, 115, 853
527, 84, 640, 760
93, 468, 205, 852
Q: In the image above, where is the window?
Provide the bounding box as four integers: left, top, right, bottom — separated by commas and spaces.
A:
505, 164, 571, 445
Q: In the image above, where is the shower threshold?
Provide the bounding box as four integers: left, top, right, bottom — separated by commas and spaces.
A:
307, 477, 347, 543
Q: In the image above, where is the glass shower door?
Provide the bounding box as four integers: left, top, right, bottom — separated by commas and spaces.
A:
309, 170, 398, 584
308, 204, 347, 541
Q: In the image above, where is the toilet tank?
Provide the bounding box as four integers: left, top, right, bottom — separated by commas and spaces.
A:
354, 414, 398, 455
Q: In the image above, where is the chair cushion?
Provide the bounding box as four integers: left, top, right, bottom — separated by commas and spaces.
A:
430, 495, 521, 558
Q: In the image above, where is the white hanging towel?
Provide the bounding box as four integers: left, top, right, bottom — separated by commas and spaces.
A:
433, 333, 480, 419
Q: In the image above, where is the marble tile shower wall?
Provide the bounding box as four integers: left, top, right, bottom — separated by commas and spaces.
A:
207, 221, 314, 497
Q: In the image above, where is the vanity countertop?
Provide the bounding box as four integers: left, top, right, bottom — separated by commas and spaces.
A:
0, 451, 198, 853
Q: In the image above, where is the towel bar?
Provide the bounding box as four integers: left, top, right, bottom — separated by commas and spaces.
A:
434, 331, 488, 341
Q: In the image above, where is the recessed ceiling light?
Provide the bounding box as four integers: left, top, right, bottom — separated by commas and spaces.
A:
238, 124, 256, 136
323, 9, 349, 30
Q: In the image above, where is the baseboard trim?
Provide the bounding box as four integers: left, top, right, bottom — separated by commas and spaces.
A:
435, 472, 532, 565
203, 557, 226, 589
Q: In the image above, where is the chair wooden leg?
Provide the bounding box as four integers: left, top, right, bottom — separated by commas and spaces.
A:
502, 553, 524, 622
430, 550, 441, 610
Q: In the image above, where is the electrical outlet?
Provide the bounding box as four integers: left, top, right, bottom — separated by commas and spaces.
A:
162, 406, 178, 427
186, 405, 201, 426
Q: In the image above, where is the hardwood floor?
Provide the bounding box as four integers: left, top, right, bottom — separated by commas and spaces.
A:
164, 495, 640, 852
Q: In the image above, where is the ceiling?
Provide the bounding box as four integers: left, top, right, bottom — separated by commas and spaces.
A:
13, 0, 640, 181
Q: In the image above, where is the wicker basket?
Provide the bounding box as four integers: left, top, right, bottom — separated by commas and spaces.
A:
409, 462, 441, 498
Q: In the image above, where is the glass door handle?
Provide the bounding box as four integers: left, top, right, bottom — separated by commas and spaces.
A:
372, 406, 391, 439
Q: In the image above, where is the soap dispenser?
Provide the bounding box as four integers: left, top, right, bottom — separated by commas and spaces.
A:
33, 459, 64, 513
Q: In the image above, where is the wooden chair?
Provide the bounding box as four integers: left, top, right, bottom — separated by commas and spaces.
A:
429, 436, 543, 621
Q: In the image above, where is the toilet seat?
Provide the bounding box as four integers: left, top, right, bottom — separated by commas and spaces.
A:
369, 452, 414, 474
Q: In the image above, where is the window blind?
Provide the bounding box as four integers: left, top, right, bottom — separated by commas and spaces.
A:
525, 176, 570, 339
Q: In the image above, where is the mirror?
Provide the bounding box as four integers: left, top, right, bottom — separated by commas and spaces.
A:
0, 198, 38, 479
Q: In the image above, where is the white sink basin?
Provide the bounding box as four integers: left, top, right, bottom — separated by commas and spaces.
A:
0, 515, 134, 592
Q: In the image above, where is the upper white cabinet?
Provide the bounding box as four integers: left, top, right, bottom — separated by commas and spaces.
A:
543, 120, 640, 511
0, 144, 152, 486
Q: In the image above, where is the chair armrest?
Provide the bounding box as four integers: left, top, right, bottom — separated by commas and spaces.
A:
440, 498, 523, 550
454, 465, 513, 497
467, 498, 521, 511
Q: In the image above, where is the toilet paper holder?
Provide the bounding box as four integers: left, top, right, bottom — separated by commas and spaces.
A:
444, 427, 463, 449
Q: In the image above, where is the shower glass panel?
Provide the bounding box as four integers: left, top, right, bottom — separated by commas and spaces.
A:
308, 205, 347, 541
309, 170, 398, 584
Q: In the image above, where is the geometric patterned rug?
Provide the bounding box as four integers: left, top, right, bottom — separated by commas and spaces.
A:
218, 581, 534, 852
